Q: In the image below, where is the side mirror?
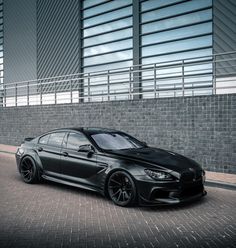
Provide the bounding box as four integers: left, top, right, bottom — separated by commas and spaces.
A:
78, 144, 95, 153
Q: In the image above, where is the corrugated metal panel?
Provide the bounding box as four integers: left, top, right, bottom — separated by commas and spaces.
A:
4, 0, 37, 84
213, 0, 236, 76
37, 0, 80, 79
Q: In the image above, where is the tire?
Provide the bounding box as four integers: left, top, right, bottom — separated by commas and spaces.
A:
107, 171, 137, 207
19, 156, 39, 184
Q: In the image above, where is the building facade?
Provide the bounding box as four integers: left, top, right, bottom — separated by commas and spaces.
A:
1, 0, 236, 105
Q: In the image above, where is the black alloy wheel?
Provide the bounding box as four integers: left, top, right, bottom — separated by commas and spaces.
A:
20, 156, 39, 184
108, 171, 136, 207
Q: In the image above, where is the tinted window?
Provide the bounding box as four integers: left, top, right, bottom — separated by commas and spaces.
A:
67, 132, 90, 150
39, 134, 50, 145
91, 132, 145, 150
47, 132, 66, 147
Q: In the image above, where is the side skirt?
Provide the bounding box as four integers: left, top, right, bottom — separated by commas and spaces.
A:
42, 175, 103, 194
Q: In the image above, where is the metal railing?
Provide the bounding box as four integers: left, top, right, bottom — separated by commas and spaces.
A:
0, 51, 236, 107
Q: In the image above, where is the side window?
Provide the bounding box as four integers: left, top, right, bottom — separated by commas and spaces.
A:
47, 132, 66, 147
67, 132, 90, 150
39, 134, 50, 145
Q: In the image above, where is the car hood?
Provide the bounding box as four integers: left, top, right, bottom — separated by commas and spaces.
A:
107, 147, 201, 172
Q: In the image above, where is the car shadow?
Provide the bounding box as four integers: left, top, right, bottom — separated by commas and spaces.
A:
14, 173, 209, 210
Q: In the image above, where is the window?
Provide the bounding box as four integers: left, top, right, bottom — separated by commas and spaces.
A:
66, 132, 90, 150
83, 28, 132, 47
39, 134, 50, 145
141, 0, 212, 23
83, 17, 132, 37
47, 132, 66, 147
84, 0, 131, 18
83, 6, 132, 28
91, 133, 145, 150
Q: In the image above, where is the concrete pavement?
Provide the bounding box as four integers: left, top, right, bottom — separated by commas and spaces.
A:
0, 152, 236, 248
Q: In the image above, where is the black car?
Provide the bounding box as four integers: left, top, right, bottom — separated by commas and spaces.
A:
16, 127, 206, 207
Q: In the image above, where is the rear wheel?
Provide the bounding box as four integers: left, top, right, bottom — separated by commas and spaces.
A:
19, 156, 39, 184
108, 171, 136, 207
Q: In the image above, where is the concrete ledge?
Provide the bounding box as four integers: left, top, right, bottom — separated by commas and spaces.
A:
205, 180, 236, 191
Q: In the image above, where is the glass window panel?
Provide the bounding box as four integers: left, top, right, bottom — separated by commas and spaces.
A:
142, 0, 212, 23
141, 0, 183, 12
0, 51, 3, 57
48, 132, 66, 147
0, 38, 3, 44
67, 132, 90, 150
83, 17, 132, 37
83, 60, 132, 73
83, 6, 132, 28
184, 63, 213, 76
141, 48, 213, 64
142, 35, 212, 57
83, 0, 107, 9
83, 28, 132, 47
39, 134, 50, 145
0, 18, 3, 24
84, 39, 132, 56
84, 0, 131, 18
142, 9, 212, 34
142, 22, 212, 46
83, 50, 132, 66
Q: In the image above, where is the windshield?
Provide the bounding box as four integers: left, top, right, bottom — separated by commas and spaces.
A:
91, 132, 146, 150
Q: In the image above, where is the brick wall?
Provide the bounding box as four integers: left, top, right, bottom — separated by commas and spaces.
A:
0, 94, 235, 173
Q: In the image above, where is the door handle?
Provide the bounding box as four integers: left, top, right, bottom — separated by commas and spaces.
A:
38, 147, 43, 152
62, 151, 68, 157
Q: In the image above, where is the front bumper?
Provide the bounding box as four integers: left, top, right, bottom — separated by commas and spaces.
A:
135, 176, 206, 206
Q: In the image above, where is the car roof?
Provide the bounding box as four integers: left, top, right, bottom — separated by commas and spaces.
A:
46, 127, 120, 135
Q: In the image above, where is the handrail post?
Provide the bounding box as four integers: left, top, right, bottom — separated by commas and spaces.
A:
154, 64, 157, 98
27, 81, 29, 106
15, 83, 17, 106
4, 84, 6, 107
88, 73, 90, 102
70, 80, 72, 104
129, 67, 132, 100
213, 54, 216, 94
182, 60, 185, 97
54, 81, 57, 104
107, 70, 110, 101
40, 81, 42, 105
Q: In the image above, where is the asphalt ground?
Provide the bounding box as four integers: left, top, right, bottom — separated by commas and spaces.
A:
0, 152, 236, 248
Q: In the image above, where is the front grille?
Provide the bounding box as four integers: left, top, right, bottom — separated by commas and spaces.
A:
181, 171, 195, 182
180, 169, 202, 183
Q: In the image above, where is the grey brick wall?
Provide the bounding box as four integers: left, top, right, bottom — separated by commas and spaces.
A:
0, 94, 235, 173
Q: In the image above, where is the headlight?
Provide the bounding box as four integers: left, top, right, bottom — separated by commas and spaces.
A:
145, 169, 173, 181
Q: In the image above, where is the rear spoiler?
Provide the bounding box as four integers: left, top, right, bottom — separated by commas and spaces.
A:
24, 137, 35, 142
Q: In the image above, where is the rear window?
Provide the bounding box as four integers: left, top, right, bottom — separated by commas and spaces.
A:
39, 134, 50, 145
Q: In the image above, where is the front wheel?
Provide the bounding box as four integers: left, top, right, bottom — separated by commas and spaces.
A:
107, 171, 137, 207
19, 156, 39, 184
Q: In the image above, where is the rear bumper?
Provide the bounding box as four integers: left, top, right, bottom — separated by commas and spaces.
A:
135, 176, 206, 206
